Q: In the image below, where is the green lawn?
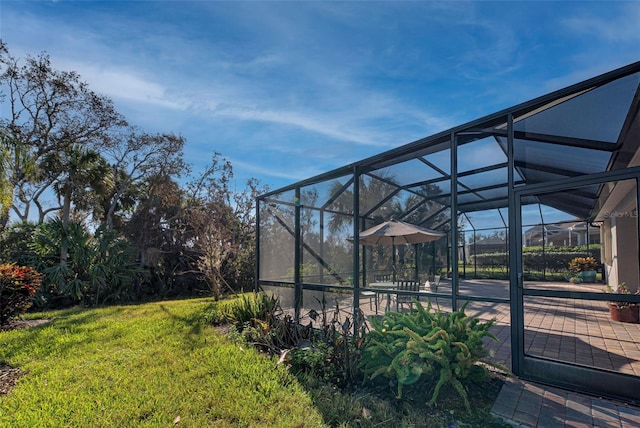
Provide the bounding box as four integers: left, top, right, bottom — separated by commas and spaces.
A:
0, 299, 325, 427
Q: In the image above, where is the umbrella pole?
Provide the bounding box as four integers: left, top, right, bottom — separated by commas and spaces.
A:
392, 236, 396, 283
414, 243, 419, 282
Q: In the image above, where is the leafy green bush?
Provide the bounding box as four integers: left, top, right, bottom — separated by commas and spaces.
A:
212, 292, 367, 387
226, 292, 281, 328
522, 244, 601, 254
471, 246, 600, 274
0, 264, 42, 325
0, 223, 38, 266
300, 300, 368, 386
360, 300, 508, 412
27, 220, 143, 307
288, 342, 333, 381
217, 292, 305, 353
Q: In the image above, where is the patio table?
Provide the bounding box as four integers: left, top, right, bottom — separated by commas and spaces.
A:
368, 281, 438, 312
368, 282, 398, 312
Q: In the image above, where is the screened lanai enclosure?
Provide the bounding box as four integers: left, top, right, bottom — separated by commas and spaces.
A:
256, 61, 640, 404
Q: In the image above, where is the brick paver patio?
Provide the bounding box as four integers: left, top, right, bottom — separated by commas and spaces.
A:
269, 278, 640, 427
276, 279, 640, 376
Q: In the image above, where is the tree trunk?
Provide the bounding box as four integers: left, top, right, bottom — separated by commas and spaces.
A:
59, 186, 71, 289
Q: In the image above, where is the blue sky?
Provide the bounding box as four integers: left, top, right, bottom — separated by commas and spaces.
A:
1, 1, 639, 192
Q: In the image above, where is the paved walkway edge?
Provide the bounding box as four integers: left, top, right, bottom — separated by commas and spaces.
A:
491, 378, 640, 427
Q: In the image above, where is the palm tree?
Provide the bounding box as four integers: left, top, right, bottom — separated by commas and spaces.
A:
0, 133, 39, 228
43, 145, 109, 282
326, 172, 399, 235
325, 173, 400, 279
0, 134, 15, 225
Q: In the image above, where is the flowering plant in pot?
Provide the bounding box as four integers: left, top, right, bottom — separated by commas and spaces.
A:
568, 256, 597, 283
604, 283, 639, 323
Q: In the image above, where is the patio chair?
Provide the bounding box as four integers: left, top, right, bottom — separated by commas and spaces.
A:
395, 280, 419, 311
432, 275, 441, 291
359, 289, 378, 313
371, 274, 394, 312
423, 275, 441, 293
424, 275, 441, 310
374, 274, 392, 282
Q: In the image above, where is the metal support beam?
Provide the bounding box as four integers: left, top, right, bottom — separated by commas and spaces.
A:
507, 113, 523, 376
450, 131, 459, 311
294, 187, 302, 323
255, 199, 261, 292
352, 166, 361, 326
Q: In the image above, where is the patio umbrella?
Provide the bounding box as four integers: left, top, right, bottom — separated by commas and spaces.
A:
355, 219, 446, 282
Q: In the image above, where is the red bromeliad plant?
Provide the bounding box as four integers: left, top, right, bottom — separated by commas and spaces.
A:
0, 264, 43, 325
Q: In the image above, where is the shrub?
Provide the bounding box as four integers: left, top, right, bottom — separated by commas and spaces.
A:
221, 292, 303, 353
568, 256, 597, 273
226, 292, 282, 328
0, 223, 38, 266
605, 282, 640, 309
213, 292, 367, 387
28, 220, 143, 307
470, 249, 601, 275
0, 264, 42, 325
301, 299, 368, 386
359, 300, 509, 412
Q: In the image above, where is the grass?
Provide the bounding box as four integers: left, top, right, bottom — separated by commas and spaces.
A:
1, 298, 509, 427
457, 266, 577, 282
0, 299, 325, 427
207, 294, 510, 427
297, 372, 508, 427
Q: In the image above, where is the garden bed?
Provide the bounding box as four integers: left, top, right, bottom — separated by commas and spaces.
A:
0, 319, 50, 395
0, 364, 23, 395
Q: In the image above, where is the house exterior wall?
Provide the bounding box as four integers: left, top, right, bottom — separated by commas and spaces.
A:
601, 186, 639, 293
613, 215, 639, 293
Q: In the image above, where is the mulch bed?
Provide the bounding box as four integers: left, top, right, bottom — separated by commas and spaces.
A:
0, 318, 51, 332
0, 318, 51, 395
0, 365, 24, 395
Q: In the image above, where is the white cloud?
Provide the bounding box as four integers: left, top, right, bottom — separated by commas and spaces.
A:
6, 0, 636, 194
3, 1, 455, 153
58, 61, 190, 111
214, 105, 392, 148
563, 2, 640, 43
230, 157, 323, 182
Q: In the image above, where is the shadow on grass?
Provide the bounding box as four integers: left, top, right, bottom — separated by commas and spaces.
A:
0, 307, 128, 363
157, 303, 207, 348
294, 371, 509, 428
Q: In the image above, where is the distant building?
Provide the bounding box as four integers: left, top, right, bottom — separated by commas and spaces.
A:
464, 236, 507, 262
522, 221, 600, 247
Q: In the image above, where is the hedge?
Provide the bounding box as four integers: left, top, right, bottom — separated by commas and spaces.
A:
469, 247, 600, 273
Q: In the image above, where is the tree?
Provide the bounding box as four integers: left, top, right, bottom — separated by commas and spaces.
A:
0, 133, 20, 222
0, 132, 40, 226
29, 218, 141, 307
326, 173, 399, 274
183, 155, 264, 299
99, 128, 186, 230
0, 41, 125, 227
124, 172, 188, 296
0, 41, 264, 305
41, 145, 110, 285
45, 145, 112, 225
